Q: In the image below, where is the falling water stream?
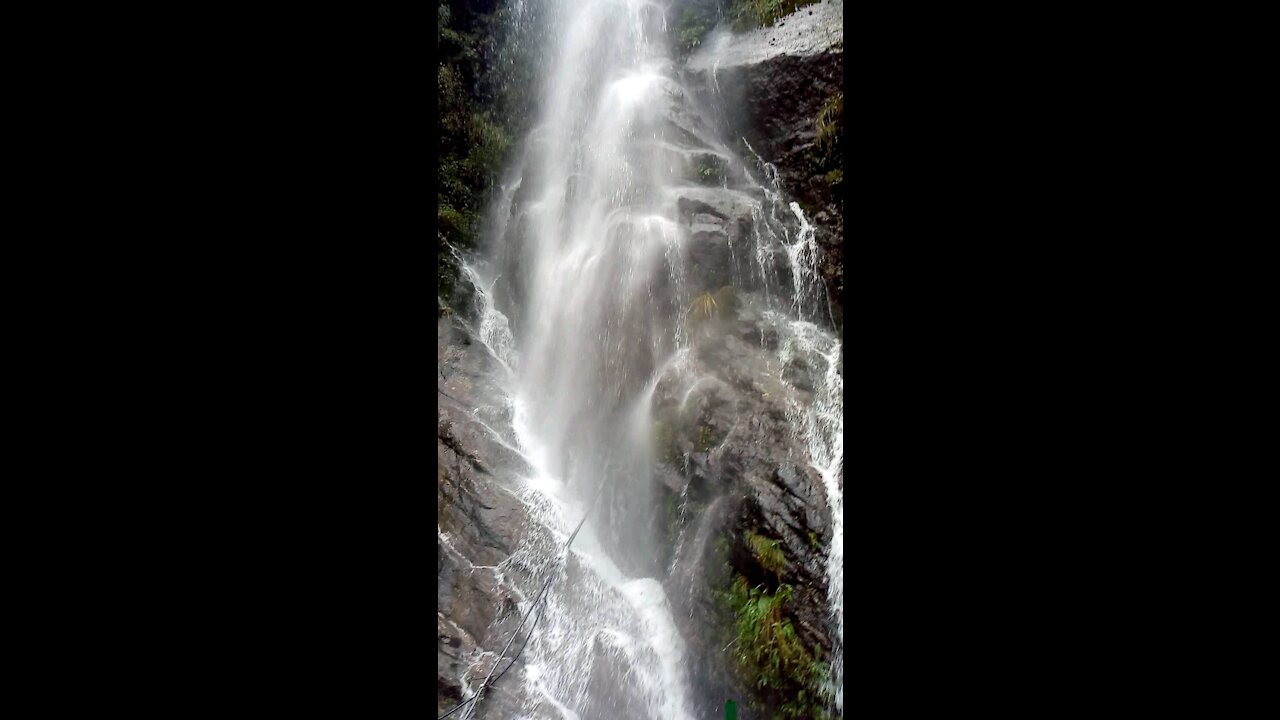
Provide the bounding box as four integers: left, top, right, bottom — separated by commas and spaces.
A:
450, 0, 843, 717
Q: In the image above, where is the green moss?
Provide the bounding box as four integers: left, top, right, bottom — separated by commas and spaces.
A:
697, 424, 715, 451
747, 531, 785, 575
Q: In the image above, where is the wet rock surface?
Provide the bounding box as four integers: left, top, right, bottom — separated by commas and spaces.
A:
686, 1, 843, 71
652, 292, 838, 715
685, 0, 845, 329
437, 316, 533, 719
438, 4, 843, 711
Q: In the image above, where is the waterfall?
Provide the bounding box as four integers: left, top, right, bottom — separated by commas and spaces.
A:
453, 0, 843, 716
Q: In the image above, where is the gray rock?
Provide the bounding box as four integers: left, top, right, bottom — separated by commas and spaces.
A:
686, 0, 843, 72
683, 1, 845, 331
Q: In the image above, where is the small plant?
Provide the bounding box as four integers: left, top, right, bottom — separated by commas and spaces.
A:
723, 577, 811, 688
720, 570, 835, 717
816, 92, 843, 158
747, 531, 786, 575
689, 291, 719, 319
697, 424, 715, 451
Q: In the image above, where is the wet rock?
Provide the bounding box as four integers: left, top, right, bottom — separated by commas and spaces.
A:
678, 189, 760, 295
662, 493, 748, 719
684, 0, 845, 329
647, 287, 843, 716
437, 318, 539, 719
580, 636, 651, 718
676, 188, 757, 225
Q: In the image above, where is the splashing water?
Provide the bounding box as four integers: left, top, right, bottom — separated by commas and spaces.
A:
448, 0, 844, 716
779, 319, 844, 712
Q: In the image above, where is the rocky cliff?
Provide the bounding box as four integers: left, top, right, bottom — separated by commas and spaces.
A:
685, 0, 844, 330
437, 1, 843, 717
437, 317, 535, 718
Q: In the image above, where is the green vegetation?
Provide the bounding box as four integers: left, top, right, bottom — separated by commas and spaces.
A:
816, 92, 842, 158
676, 4, 718, 57
722, 575, 832, 718
747, 531, 785, 575
815, 91, 844, 192
718, 531, 834, 717
437, 0, 538, 313
697, 424, 715, 451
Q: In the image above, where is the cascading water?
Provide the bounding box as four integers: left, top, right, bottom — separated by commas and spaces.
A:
448, 0, 843, 717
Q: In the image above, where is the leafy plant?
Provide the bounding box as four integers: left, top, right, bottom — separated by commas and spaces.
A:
721, 571, 835, 718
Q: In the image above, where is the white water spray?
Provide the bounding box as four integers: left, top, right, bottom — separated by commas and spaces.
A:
451, 0, 844, 716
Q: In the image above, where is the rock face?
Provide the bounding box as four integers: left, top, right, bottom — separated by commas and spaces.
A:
438, 291, 841, 718
651, 291, 839, 716
437, 3, 843, 715
437, 316, 534, 720
685, 0, 845, 329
